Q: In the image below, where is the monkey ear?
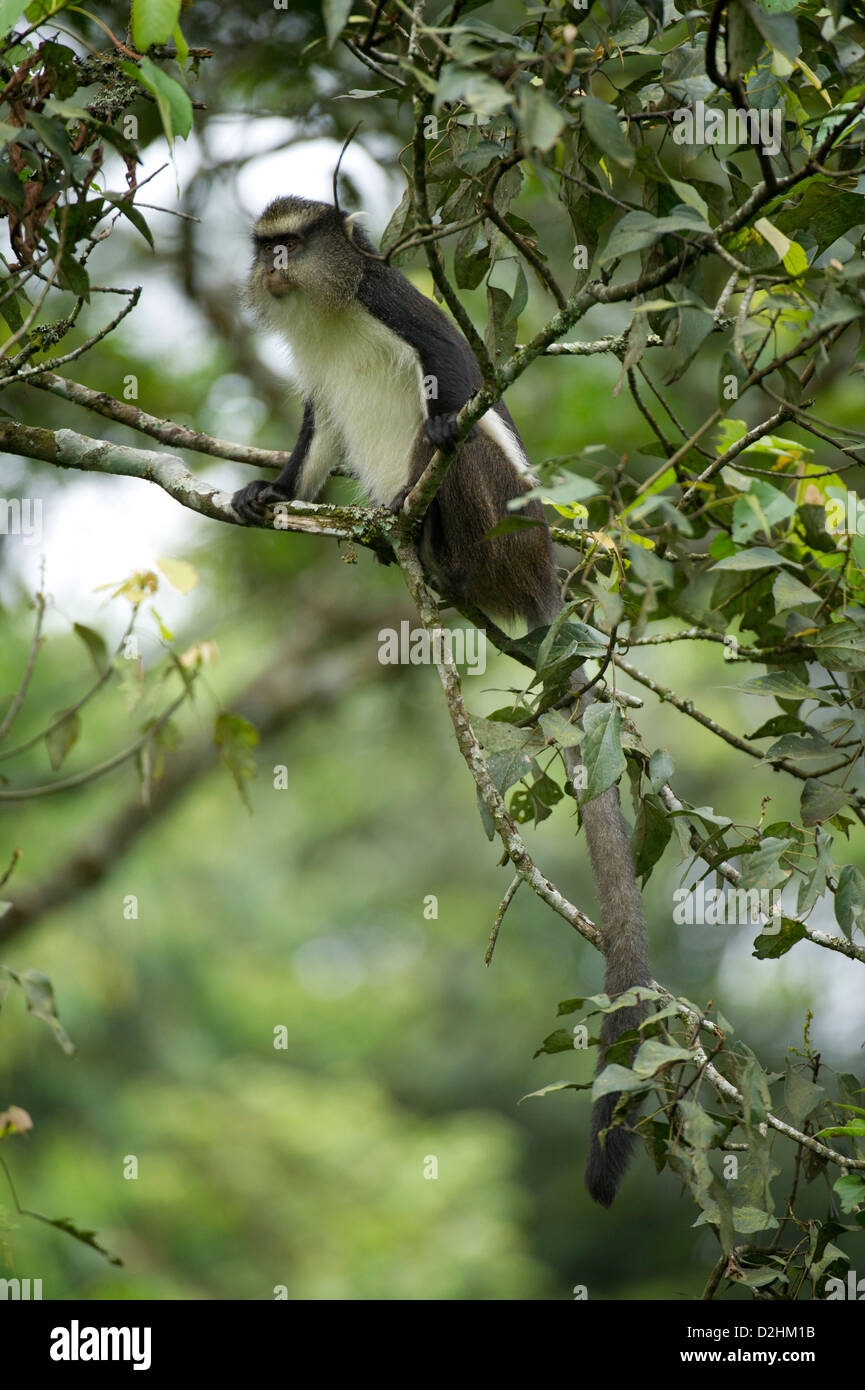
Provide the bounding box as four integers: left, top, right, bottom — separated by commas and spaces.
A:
343, 212, 364, 243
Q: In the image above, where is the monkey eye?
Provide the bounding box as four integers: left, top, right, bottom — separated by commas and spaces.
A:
259, 233, 299, 253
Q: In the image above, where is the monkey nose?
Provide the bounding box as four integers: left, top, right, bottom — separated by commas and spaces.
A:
263, 269, 293, 297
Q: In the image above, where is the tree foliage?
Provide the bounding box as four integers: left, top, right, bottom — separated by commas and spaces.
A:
1, 0, 865, 1298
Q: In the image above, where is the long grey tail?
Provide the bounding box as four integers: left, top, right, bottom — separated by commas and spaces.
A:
564, 667, 651, 1207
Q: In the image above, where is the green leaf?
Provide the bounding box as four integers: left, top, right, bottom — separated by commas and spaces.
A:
120, 56, 192, 144
782, 241, 808, 276
737, 671, 829, 703
0, 286, 23, 332
484, 746, 535, 796
519, 1081, 585, 1102
752, 916, 806, 958
731, 1207, 780, 1233
784, 1064, 825, 1129
26, 111, 73, 174
765, 733, 837, 771
172, 25, 188, 68
818, 1120, 865, 1137
43, 101, 140, 158
45, 709, 80, 771
518, 473, 600, 507
484, 514, 543, 538
23, 0, 73, 20
742, 0, 800, 61
648, 749, 674, 791
580, 702, 626, 802
800, 779, 847, 827
806, 623, 865, 673
576, 95, 634, 169
627, 541, 674, 590
321, 0, 354, 47
773, 571, 818, 611
667, 177, 709, 221
731, 481, 796, 544
835, 864, 865, 938
711, 546, 801, 572
538, 708, 582, 748
533, 1027, 576, 1056
600, 209, 708, 264
472, 717, 544, 758
632, 1038, 696, 1077
592, 1062, 651, 1098
72, 622, 108, 672
131, 0, 182, 49
213, 712, 258, 809
476, 788, 495, 841
775, 183, 865, 259
517, 86, 565, 152
57, 249, 90, 300
833, 1174, 865, 1213
435, 64, 509, 117
0, 121, 27, 148
737, 837, 792, 891
0, 966, 75, 1053
508, 619, 605, 674
632, 795, 673, 878
0, 0, 27, 34
103, 193, 154, 248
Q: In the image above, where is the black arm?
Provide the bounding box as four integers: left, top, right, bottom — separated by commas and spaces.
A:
231, 397, 315, 524
272, 397, 315, 494
357, 263, 481, 429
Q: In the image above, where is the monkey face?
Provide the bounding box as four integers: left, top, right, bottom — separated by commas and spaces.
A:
248, 197, 365, 314
254, 233, 302, 298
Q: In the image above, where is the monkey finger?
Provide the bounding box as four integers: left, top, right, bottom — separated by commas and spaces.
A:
424, 414, 479, 448
231, 480, 282, 523
387, 485, 410, 515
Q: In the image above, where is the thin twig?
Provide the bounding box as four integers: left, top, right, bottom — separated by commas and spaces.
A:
0, 583, 46, 742
485, 876, 521, 964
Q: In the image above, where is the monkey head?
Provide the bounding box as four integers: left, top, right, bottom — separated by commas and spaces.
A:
248, 196, 372, 315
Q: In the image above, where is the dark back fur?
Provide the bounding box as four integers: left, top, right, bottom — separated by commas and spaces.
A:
410, 428, 557, 628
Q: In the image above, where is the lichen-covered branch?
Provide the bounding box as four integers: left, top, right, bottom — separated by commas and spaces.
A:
26, 371, 292, 471
0, 419, 397, 550
395, 540, 600, 948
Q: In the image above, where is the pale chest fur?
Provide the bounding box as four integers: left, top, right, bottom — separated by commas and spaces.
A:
267, 296, 425, 504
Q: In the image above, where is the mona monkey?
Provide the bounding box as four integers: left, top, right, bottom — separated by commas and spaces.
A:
232, 196, 650, 1207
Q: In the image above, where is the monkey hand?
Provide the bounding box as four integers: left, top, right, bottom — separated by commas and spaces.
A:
231, 479, 290, 524
387, 485, 410, 515
424, 411, 479, 450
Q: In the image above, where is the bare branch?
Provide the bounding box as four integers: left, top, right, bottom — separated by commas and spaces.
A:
0, 582, 46, 743
26, 371, 294, 472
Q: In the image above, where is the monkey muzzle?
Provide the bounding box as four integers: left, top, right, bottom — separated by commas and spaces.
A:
261, 268, 294, 298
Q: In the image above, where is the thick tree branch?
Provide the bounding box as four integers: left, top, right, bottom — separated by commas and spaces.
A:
25, 371, 292, 471
0, 420, 397, 551
395, 540, 601, 948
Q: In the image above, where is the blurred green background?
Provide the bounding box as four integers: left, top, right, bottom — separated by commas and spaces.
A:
1, 0, 863, 1300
